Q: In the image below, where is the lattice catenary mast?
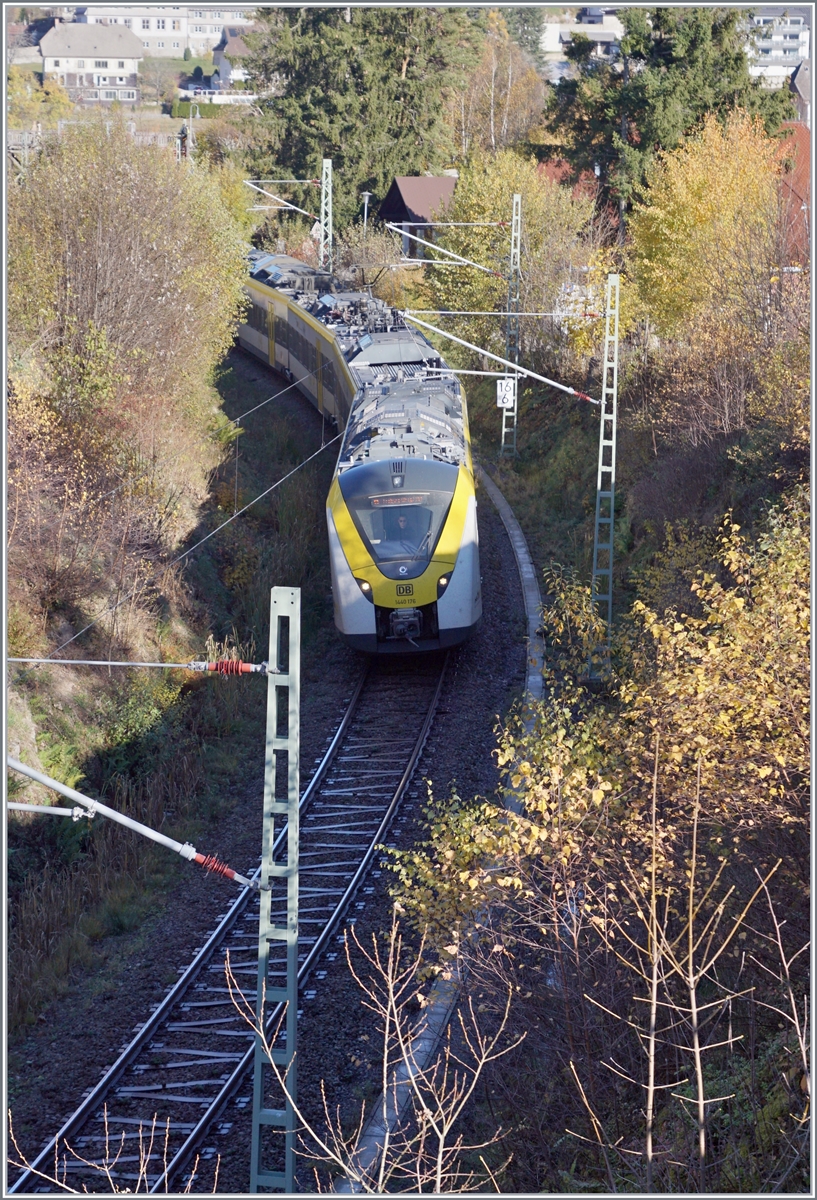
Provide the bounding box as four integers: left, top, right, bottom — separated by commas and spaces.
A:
250, 588, 301, 1192
588, 273, 620, 677
319, 157, 333, 273
500, 193, 522, 457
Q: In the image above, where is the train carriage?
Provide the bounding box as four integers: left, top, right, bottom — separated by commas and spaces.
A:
238, 253, 481, 652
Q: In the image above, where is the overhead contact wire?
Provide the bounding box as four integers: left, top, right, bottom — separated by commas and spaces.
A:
45, 434, 341, 659
98, 364, 329, 504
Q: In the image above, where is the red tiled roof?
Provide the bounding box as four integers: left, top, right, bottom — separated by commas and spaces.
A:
779, 121, 810, 262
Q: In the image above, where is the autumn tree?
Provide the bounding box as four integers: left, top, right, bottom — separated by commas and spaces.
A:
421, 150, 596, 365
388, 486, 810, 1192
240, 6, 487, 227
7, 116, 248, 634
445, 10, 546, 157
7, 65, 74, 126
627, 112, 809, 445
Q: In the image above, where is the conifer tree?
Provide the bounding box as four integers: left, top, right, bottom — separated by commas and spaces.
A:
502, 5, 546, 69
241, 7, 486, 227
548, 7, 794, 211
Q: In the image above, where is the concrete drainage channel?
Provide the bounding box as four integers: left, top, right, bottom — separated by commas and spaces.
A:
334, 465, 544, 1192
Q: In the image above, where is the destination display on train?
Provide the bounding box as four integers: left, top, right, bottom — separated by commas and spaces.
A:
370, 494, 427, 507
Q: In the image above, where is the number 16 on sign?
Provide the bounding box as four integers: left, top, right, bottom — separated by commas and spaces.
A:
496, 376, 516, 409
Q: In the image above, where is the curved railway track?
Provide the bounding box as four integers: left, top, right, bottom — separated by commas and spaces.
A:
10, 654, 449, 1195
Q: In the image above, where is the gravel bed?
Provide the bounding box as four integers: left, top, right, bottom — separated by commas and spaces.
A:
6, 359, 528, 1193
211, 487, 528, 1194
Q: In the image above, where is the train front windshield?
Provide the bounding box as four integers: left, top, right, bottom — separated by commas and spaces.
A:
339, 461, 458, 568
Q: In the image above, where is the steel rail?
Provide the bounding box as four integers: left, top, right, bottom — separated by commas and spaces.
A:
152, 655, 449, 1192
10, 656, 447, 1195
8, 669, 368, 1196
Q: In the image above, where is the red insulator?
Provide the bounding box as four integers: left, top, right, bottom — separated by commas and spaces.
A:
209, 659, 250, 676
194, 852, 236, 880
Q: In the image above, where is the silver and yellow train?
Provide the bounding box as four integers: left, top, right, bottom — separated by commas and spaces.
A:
238, 253, 481, 653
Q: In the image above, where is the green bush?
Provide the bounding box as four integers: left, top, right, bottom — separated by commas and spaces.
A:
183, 46, 192, 61
173, 101, 222, 118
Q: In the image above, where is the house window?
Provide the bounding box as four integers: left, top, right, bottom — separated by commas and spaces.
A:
77, 59, 85, 67
117, 76, 125, 83
53, 59, 60, 66
172, 19, 181, 30
172, 41, 180, 48
118, 60, 125, 68
119, 89, 136, 100
85, 89, 99, 98
142, 18, 150, 29
95, 60, 108, 68
157, 40, 165, 48
157, 18, 166, 30
103, 89, 117, 99
123, 17, 131, 26
143, 41, 150, 48
110, 16, 117, 22
194, 25, 203, 32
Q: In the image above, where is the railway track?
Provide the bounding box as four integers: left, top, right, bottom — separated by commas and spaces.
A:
10, 653, 449, 1195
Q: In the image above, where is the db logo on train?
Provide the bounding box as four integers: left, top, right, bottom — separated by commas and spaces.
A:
396, 584, 414, 597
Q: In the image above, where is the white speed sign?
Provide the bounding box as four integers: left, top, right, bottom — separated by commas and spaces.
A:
496, 377, 517, 409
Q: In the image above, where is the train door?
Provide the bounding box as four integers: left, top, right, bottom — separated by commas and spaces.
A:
316, 341, 323, 413
267, 305, 275, 369
275, 302, 288, 373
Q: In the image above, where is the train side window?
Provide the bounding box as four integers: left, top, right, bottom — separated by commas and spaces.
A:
249, 302, 266, 333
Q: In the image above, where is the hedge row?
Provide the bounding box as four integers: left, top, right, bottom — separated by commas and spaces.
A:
170, 100, 222, 118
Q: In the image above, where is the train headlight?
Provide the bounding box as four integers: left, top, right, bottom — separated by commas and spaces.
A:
355, 578, 374, 602
437, 574, 451, 598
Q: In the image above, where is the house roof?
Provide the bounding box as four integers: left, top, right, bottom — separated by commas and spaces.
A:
378, 176, 456, 224
215, 25, 257, 58
39, 22, 144, 59
779, 120, 810, 261
561, 27, 618, 43
789, 59, 811, 101
780, 120, 810, 205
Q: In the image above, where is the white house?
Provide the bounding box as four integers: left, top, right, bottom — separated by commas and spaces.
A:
71, 5, 254, 58
212, 23, 256, 86
39, 21, 143, 104
746, 6, 811, 86
541, 9, 624, 62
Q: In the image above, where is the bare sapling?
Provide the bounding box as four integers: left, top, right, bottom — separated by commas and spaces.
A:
7, 1106, 218, 1193
226, 913, 522, 1192
575, 746, 781, 1192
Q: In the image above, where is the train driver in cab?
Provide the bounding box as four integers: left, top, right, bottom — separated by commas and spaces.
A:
383, 507, 425, 556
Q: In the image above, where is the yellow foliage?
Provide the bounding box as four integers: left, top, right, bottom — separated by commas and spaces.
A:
628, 112, 782, 336
389, 486, 809, 946
422, 149, 595, 362
444, 10, 546, 156
7, 66, 75, 127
